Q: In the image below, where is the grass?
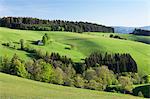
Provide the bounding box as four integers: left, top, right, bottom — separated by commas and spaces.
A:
87, 32, 150, 44
0, 27, 150, 76
0, 72, 143, 99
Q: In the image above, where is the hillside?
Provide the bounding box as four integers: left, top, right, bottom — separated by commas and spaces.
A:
87, 32, 150, 44
140, 26, 150, 31
114, 26, 150, 34
114, 26, 135, 34
0, 72, 143, 99
0, 27, 150, 76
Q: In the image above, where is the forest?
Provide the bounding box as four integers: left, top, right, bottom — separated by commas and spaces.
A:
0, 17, 114, 33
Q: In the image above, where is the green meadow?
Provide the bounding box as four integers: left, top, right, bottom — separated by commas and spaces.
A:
0, 72, 143, 99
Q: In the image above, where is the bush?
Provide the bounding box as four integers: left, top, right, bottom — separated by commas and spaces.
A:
84, 68, 97, 81
109, 34, 113, 38
142, 75, 150, 83
51, 67, 64, 85
119, 76, 133, 93
85, 80, 103, 91
74, 75, 85, 88
63, 77, 74, 87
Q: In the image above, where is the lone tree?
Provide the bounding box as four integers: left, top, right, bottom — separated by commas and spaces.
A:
42, 33, 49, 45
20, 39, 25, 50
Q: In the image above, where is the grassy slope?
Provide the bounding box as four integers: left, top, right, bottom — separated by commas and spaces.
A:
0, 27, 150, 76
0, 72, 143, 99
87, 32, 150, 44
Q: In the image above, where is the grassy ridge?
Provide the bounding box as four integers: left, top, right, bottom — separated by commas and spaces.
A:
0, 27, 150, 75
0, 72, 143, 99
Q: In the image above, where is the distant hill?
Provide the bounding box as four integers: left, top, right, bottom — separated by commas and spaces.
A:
0, 17, 114, 33
113, 26, 135, 34
140, 26, 150, 31
114, 26, 150, 34
131, 29, 150, 36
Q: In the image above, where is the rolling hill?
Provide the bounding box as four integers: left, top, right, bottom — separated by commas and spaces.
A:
0, 72, 143, 99
114, 26, 150, 34
0, 27, 150, 76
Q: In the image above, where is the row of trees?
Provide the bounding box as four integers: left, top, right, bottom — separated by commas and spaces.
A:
85, 52, 137, 73
0, 51, 149, 96
0, 54, 140, 91
34, 50, 138, 74
131, 29, 150, 36
0, 17, 114, 33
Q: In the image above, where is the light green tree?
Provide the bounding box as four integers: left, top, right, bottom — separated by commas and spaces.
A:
74, 75, 85, 88
51, 67, 64, 85
119, 76, 133, 93
39, 62, 53, 82
96, 66, 116, 85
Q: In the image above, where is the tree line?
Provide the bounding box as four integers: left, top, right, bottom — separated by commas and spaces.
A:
131, 29, 150, 36
0, 17, 114, 33
85, 52, 137, 73
0, 51, 149, 96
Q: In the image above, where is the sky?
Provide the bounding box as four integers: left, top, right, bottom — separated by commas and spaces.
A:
0, 0, 149, 27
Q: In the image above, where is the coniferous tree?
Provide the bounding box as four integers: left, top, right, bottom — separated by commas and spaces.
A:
42, 35, 47, 45
20, 39, 25, 50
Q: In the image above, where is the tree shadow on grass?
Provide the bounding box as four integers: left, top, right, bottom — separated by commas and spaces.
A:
26, 40, 37, 45
26, 53, 38, 59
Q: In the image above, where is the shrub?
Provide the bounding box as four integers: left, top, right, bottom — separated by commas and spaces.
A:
85, 80, 103, 91
63, 77, 74, 87
84, 68, 97, 81
74, 75, 85, 88
119, 76, 133, 93
109, 34, 113, 38
51, 67, 64, 85
142, 75, 150, 83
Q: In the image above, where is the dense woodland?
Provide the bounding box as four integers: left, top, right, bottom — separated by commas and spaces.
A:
85, 52, 137, 73
0, 17, 114, 33
131, 29, 150, 36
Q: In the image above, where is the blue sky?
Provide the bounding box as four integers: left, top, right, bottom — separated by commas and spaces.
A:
0, 0, 149, 27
